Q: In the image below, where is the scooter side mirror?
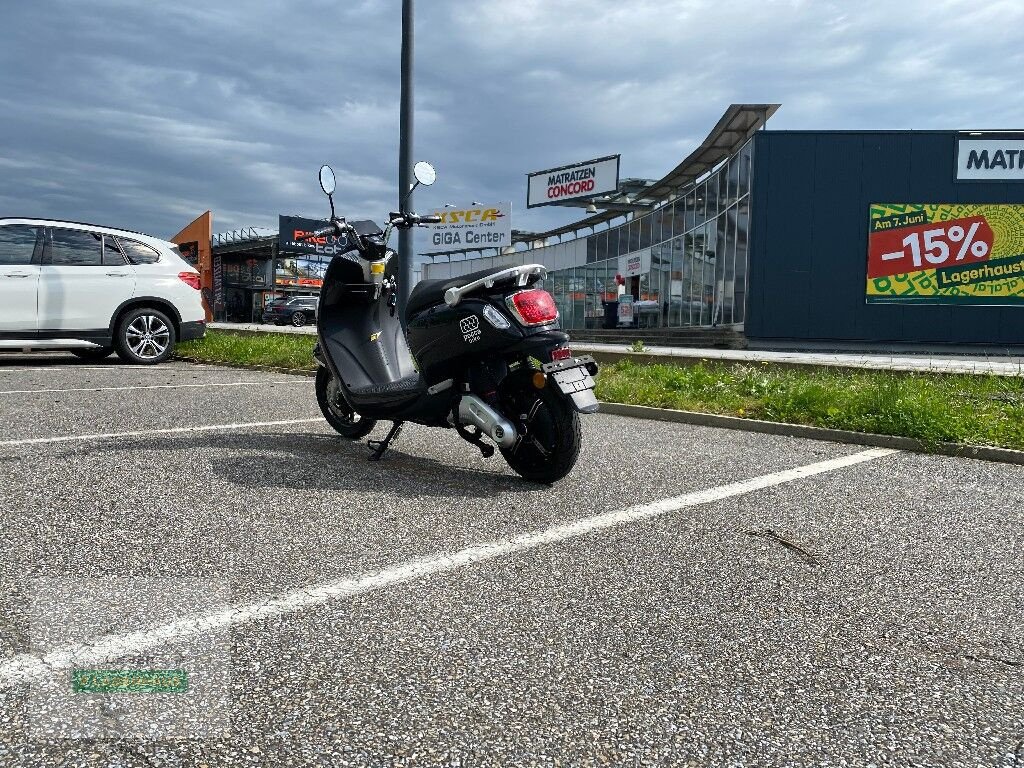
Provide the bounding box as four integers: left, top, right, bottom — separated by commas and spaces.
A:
319, 165, 337, 196
413, 161, 436, 187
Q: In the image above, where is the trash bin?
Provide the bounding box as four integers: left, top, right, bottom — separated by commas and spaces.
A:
601, 300, 619, 329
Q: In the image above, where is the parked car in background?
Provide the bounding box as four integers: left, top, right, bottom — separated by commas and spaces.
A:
262, 296, 317, 327
0, 218, 205, 364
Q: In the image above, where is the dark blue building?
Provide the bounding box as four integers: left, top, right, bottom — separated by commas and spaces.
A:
747, 131, 1024, 347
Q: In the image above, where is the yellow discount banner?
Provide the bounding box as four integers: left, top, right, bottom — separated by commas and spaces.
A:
866, 204, 1024, 304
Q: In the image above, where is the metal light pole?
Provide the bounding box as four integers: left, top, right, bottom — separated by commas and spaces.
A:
397, 0, 415, 317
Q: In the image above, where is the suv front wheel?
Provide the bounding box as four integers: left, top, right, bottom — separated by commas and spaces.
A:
114, 307, 176, 364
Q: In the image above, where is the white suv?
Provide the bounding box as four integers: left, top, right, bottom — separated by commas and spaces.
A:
0, 218, 205, 364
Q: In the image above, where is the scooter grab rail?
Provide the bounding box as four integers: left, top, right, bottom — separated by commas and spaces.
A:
443, 264, 547, 308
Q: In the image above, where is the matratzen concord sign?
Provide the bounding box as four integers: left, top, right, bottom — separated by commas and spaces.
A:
527, 155, 620, 208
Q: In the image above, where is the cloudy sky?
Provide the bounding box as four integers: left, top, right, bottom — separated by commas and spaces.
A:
2, 0, 1023, 261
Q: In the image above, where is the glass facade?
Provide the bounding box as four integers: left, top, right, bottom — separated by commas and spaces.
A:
545, 138, 753, 330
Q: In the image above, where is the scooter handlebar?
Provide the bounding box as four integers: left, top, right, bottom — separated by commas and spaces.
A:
388, 213, 442, 228
296, 220, 343, 241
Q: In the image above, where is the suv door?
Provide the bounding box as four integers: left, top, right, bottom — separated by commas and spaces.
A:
0, 224, 42, 334
39, 228, 137, 333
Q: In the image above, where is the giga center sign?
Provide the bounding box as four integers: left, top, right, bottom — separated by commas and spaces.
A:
421, 202, 512, 254
527, 155, 620, 208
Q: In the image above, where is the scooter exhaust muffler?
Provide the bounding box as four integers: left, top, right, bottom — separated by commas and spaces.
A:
457, 395, 517, 449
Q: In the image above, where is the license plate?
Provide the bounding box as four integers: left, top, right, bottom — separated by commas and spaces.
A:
551, 365, 595, 394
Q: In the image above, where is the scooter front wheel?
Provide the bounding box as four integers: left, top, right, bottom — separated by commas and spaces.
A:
498, 369, 581, 484
315, 366, 377, 439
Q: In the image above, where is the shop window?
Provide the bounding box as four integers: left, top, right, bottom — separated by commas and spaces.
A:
726, 157, 740, 209
670, 197, 685, 240
737, 140, 752, 200
714, 208, 728, 325
693, 184, 708, 229
569, 267, 585, 330
602, 259, 617, 301
607, 226, 620, 259
734, 197, 750, 324
650, 209, 663, 246
670, 235, 684, 327
586, 235, 598, 263
595, 231, 609, 262
683, 233, 699, 326
638, 214, 652, 251
722, 209, 738, 326
659, 201, 675, 245
700, 221, 717, 326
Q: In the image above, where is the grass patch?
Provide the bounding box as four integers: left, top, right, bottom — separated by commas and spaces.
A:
595, 360, 1024, 451
178, 330, 316, 371
180, 331, 1024, 451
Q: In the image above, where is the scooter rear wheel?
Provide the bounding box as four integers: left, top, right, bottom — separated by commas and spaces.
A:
498, 369, 581, 484
315, 366, 377, 439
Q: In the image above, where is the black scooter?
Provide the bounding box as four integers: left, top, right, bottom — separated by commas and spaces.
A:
305, 163, 599, 484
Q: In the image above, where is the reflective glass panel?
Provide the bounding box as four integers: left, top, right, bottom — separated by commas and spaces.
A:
734, 196, 750, 324
638, 214, 652, 250
628, 220, 640, 253
694, 183, 708, 229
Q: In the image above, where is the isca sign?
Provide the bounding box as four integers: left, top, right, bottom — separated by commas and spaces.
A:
421, 202, 512, 254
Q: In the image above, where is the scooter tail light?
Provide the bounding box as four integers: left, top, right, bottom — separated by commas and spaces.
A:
551, 347, 572, 361
178, 272, 201, 290
507, 289, 558, 326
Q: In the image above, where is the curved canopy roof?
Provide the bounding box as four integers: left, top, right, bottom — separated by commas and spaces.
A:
511, 103, 779, 244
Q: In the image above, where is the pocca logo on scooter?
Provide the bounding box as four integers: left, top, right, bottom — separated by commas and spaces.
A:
459, 314, 481, 343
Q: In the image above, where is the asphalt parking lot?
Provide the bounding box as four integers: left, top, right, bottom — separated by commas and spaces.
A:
0, 355, 1022, 766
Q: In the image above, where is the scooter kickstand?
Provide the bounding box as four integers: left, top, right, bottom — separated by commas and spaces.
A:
367, 421, 404, 461
455, 423, 495, 459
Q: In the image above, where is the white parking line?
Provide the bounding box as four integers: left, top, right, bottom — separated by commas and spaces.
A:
0, 365, 179, 373
0, 381, 311, 395
0, 447, 898, 689
0, 418, 324, 449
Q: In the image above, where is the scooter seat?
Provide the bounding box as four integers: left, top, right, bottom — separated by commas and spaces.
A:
407, 266, 519, 317
348, 374, 426, 399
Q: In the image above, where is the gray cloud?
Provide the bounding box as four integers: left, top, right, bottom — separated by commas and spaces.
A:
2, 0, 1022, 264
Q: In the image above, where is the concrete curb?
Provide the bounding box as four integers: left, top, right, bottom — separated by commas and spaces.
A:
174, 356, 1024, 467
598, 402, 1024, 466
207, 324, 317, 337
175, 356, 316, 378
578, 349, 884, 375
576, 348, 1024, 378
